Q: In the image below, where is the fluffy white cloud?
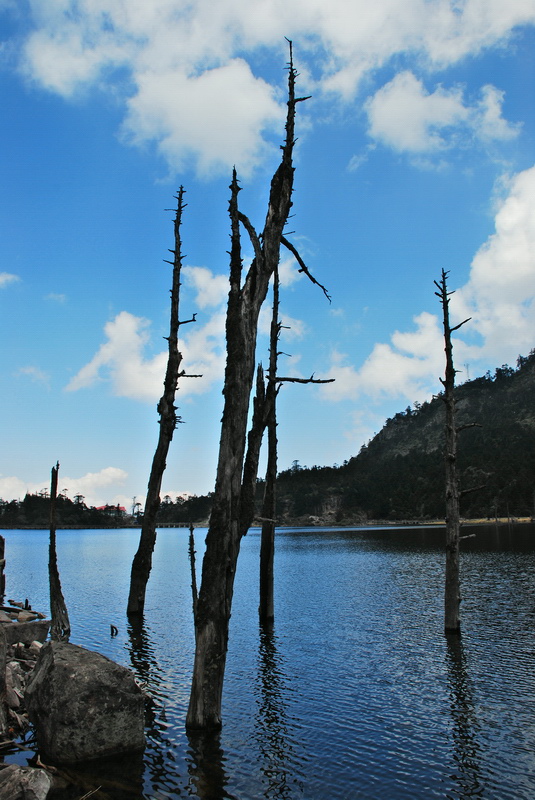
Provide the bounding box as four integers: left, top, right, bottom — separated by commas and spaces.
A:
66, 309, 226, 401
122, 60, 284, 177
0, 466, 128, 507
0, 272, 20, 287
321, 164, 535, 405
183, 266, 228, 309
12, 0, 535, 175
321, 312, 447, 403
365, 71, 519, 154
452, 165, 535, 362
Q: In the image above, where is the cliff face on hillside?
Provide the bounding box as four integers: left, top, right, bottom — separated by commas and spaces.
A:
274, 351, 535, 524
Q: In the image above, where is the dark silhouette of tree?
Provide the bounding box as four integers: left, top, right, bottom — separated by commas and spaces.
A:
49, 462, 70, 641
435, 270, 470, 633
127, 188, 198, 616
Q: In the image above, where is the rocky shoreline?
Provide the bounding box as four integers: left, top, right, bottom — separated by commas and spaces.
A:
0, 602, 145, 800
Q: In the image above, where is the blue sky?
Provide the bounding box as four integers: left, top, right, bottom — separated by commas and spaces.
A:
1, 1, 534, 509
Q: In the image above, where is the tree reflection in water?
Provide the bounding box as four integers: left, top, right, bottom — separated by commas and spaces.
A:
186, 730, 238, 800
445, 633, 483, 799
253, 622, 302, 799
126, 617, 184, 798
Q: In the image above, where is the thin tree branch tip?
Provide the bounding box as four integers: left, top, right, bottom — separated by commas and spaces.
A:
450, 318, 471, 333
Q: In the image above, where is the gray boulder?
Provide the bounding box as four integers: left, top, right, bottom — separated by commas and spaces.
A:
0, 764, 51, 800
25, 641, 145, 763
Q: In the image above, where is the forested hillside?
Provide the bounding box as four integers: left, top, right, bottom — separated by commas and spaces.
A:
274, 351, 535, 523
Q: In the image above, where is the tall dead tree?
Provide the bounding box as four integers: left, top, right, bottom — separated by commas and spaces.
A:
435, 270, 470, 633
186, 43, 310, 730
49, 462, 71, 641
128, 188, 196, 616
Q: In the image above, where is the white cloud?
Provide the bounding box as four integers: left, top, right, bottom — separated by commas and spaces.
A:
183, 266, 228, 309
0, 466, 128, 507
0, 272, 20, 288
321, 312, 447, 403
452, 165, 535, 363
66, 309, 226, 401
474, 85, 522, 143
321, 164, 535, 406
122, 60, 284, 177
258, 306, 307, 340
12, 0, 535, 176
278, 256, 304, 288
365, 71, 519, 155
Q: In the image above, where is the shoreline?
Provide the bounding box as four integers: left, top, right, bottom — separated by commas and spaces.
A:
1, 517, 533, 531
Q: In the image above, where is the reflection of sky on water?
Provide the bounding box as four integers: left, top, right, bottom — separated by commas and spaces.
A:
3, 524, 535, 799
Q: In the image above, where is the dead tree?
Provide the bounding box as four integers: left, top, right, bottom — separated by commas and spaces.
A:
186, 43, 310, 730
49, 462, 71, 641
435, 270, 470, 633
127, 188, 197, 616
259, 266, 281, 624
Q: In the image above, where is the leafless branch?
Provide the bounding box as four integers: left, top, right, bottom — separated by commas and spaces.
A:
280, 235, 331, 302
275, 374, 335, 384
457, 422, 483, 433
238, 211, 262, 263
460, 483, 486, 498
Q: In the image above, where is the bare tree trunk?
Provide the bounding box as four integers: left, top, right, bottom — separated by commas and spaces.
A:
49, 462, 71, 642
435, 270, 470, 634
189, 523, 198, 620
128, 188, 193, 616
259, 265, 280, 624
259, 411, 277, 623
186, 45, 307, 730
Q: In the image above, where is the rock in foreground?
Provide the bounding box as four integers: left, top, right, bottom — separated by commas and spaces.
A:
0, 764, 51, 800
25, 641, 145, 763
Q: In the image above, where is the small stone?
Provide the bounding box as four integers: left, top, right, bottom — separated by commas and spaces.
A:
29, 641, 43, 655
0, 611, 13, 624
17, 611, 38, 623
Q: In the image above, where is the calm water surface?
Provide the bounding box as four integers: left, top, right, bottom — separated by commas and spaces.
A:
2, 524, 535, 799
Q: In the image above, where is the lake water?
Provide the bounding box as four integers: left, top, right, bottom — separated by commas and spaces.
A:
2, 524, 535, 799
